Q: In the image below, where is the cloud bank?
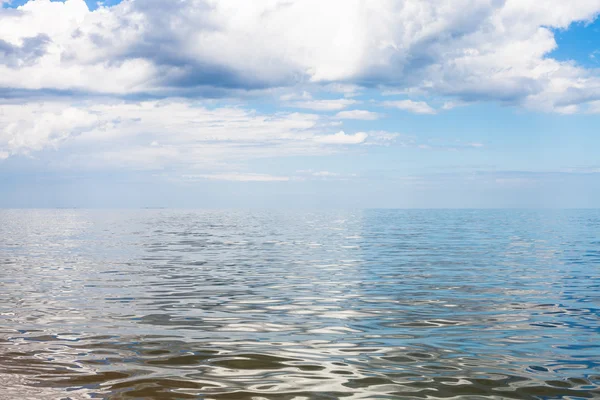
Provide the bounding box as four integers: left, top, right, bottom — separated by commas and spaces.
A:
0, 100, 382, 170
0, 0, 599, 112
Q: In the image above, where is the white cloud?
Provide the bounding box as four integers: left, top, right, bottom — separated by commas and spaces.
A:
0, 0, 599, 112
587, 100, 600, 113
416, 138, 487, 151
279, 91, 312, 101
183, 173, 290, 182
313, 131, 368, 145
312, 171, 339, 177
0, 0, 155, 93
442, 100, 469, 110
0, 106, 99, 154
0, 100, 399, 174
293, 170, 359, 180
382, 100, 437, 115
334, 110, 381, 120
0, 100, 319, 153
323, 83, 362, 97
291, 99, 357, 111
365, 131, 402, 146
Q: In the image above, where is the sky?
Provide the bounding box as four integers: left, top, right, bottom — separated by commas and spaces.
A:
0, 0, 599, 208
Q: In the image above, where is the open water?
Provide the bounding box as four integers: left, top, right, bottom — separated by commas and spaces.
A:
0, 209, 599, 399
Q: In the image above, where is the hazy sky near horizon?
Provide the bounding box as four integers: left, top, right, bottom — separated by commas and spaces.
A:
1, 0, 599, 208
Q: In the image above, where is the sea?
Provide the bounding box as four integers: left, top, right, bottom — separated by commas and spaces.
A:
0, 209, 599, 399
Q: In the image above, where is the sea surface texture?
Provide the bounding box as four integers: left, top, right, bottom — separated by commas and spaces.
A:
0, 209, 599, 400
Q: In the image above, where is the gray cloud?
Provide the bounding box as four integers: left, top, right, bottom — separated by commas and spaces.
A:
0, 34, 49, 67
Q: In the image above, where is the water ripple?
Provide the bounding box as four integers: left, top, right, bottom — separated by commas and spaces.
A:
0, 209, 599, 399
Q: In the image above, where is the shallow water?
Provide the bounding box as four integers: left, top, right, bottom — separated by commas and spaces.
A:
0, 209, 599, 399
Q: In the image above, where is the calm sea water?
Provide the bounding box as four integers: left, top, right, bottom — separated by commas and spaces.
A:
0, 209, 599, 400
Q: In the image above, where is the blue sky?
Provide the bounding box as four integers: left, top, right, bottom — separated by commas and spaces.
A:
1, 0, 599, 208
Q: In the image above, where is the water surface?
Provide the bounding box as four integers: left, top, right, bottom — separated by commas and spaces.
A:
1, 209, 599, 399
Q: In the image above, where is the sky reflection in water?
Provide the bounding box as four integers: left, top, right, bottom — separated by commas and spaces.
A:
0, 209, 599, 399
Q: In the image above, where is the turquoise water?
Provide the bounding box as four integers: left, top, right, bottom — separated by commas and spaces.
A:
0, 209, 599, 399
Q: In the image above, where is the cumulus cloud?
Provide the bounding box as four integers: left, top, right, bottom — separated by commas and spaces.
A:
382, 100, 437, 114
1, 0, 600, 112
313, 131, 368, 145
0, 0, 155, 93
334, 110, 381, 120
